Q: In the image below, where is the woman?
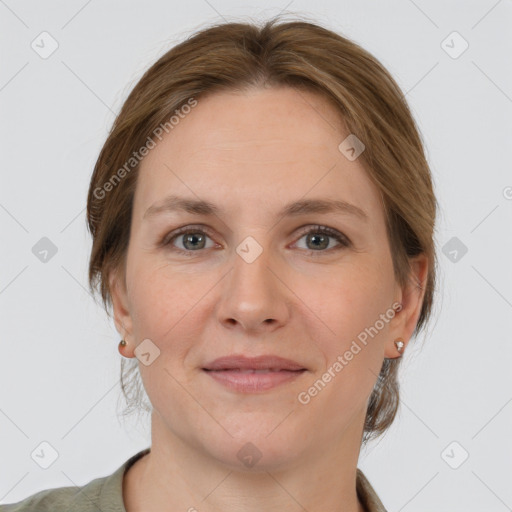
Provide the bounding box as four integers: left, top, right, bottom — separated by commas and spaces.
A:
1, 15, 437, 512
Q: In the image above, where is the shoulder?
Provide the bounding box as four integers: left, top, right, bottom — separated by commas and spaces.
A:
0, 477, 105, 512
0, 448, 150, 512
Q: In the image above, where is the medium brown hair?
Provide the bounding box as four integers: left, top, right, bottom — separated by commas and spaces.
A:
87, 16, 438, 445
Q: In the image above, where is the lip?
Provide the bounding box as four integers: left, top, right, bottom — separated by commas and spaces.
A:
202, 355, 306, 371
204, 368, 306, 392
202, 355, 307, 393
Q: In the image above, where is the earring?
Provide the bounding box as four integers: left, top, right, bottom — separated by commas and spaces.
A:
119, 339, 127, 355
394, 338, 405, 355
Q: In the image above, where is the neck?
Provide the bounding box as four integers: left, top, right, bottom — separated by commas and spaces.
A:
124, 411, 367, 512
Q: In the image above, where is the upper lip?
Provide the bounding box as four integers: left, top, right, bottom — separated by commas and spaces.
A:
202, 355, 307, 371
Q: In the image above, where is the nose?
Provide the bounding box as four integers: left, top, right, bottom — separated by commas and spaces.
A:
215, 241, 291, 334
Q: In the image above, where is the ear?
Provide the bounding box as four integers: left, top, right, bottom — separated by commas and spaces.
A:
385, 254, 429, 358
109, 266, 134, 349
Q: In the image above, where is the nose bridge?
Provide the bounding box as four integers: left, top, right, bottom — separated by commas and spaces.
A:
217, 233, 289, 331
231, 236, 276, 303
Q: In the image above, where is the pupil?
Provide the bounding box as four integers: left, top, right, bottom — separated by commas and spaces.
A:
309, 233, 328, 250
184, 233, 204, 250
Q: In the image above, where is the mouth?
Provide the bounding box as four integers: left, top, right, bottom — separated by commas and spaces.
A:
202, 367, 307, 392
202, 354, 307, 371
201, 354, 308, 392
203, 368, 306, 373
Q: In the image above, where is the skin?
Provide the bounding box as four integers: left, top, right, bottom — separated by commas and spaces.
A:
110, 85, 428, 512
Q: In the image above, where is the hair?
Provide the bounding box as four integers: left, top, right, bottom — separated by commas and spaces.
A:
86, 15, 438, 445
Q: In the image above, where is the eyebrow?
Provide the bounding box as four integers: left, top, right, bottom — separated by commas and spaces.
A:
143, 194, 368, 222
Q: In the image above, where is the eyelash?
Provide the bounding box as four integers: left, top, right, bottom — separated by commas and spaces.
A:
160, 224, 351, 257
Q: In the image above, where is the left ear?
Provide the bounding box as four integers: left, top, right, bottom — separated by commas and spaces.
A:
385, 254, 429, 358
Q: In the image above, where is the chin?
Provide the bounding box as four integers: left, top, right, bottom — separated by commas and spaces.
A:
200, 425, 306, 472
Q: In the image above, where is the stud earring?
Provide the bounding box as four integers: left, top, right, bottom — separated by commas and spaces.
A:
394, 338, 405, 355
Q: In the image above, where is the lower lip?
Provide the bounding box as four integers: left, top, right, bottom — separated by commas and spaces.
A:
203, 369, 306, 392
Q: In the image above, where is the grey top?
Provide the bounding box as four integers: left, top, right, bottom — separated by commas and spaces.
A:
1, 448, 387, 511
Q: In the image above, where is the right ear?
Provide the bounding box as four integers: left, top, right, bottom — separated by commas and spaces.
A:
109, 267, 134, 343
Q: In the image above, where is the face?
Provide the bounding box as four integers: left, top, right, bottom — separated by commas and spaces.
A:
111, 86, 426, 470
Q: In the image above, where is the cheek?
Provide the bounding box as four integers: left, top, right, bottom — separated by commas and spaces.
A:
314, 255, 395, 370
298, 267, 394, 426
128, 255, 202, 330
125, 261, 198, 373
126, 266, 202, 401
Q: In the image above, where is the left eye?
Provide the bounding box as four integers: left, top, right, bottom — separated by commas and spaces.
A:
162, 225, 350, 254
293, 225, 350, 252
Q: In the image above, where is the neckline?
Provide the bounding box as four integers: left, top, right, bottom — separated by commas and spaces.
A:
124, 447, 151, 475
99, 448, 151, 512
112, 449, 385, 512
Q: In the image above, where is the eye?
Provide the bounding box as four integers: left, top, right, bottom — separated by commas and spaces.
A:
293, 225, 351, 254
161, 225, 217, 255
161, 224, 351, 256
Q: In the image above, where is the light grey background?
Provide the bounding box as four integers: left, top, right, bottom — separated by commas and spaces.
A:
1, 0, 511, 510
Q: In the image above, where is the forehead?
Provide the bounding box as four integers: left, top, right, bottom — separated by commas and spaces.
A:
133, 86, 383, 224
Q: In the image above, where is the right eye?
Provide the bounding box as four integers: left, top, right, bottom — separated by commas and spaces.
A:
161, 225, 218, 255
